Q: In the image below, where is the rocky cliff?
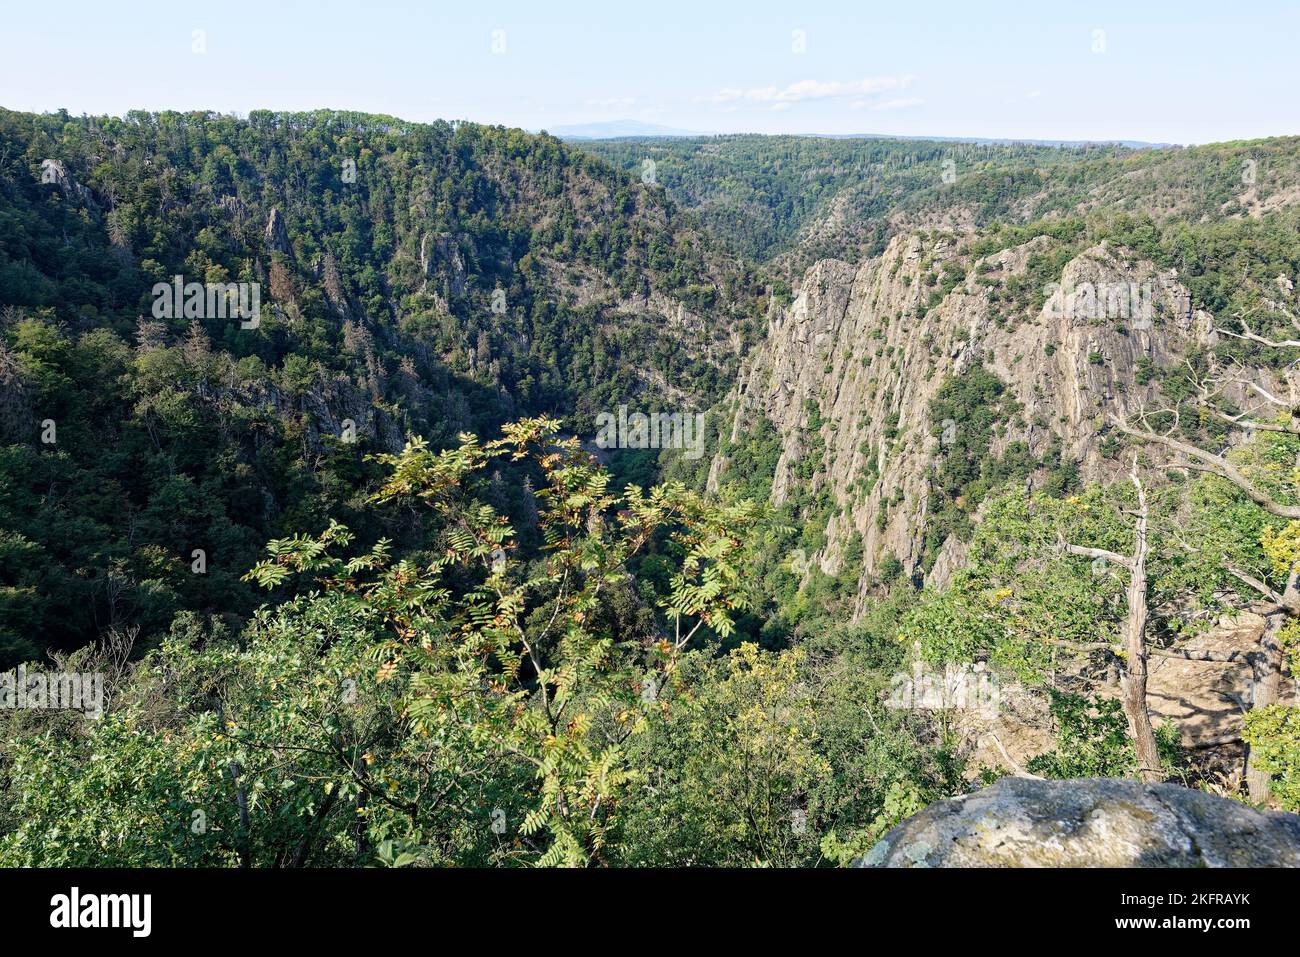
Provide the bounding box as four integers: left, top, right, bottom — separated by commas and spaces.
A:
719, 229, 1217, 605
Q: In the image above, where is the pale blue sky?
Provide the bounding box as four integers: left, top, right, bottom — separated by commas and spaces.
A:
3, 1, 1297, 144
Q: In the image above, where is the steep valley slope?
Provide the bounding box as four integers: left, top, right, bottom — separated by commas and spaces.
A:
718, 229, 1220, 600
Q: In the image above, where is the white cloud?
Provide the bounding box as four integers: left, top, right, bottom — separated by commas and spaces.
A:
700, 75, 915, 107
708, 87, 746, 104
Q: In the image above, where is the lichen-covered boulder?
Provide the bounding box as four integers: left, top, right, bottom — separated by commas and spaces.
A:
858, 777, 1300, 867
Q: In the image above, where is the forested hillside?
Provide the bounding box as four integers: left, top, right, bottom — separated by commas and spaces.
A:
576, 134, 1127, 266
0, 108, 764, 666
2, 108, 1299, 867
577, 134, 1300, 273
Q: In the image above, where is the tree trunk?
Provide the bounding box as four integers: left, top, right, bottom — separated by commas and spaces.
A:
1246, 600, 1293, 802
1121, 474, 1162, 783
1122, 652, 1162, 782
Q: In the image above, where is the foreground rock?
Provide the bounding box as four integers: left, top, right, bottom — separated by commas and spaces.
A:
859, 777, 1300, 867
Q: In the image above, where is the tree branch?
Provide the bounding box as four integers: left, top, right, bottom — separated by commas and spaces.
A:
1226, 566, 1283, 604
1060, 541, 1134, 569
1112, 415, 1300, 519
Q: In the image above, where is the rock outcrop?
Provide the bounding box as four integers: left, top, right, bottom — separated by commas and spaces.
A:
419, 232, 468, 297
265, 207, 291, 255
722, 229, 1218, 605
859, 777, 1300, 867
39, 158, 97, 206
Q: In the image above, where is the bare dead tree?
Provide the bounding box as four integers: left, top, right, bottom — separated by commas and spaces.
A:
1061, 456, 1162, 781
1112, 303, 1300, 800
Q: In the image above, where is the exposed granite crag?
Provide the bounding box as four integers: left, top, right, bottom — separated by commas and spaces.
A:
725, 230, 1216, 602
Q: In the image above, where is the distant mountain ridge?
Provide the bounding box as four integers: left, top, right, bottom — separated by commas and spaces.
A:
549, 120, 1175, 148
807, 133, 1177, 148
546, 120, 712, 139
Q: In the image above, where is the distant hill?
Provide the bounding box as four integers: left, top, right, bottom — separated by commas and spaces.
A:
575, 133, 1300, 268
807, 132, 1177, 149
546, 120, 712, 140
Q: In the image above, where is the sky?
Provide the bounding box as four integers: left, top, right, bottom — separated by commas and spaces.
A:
2, 0, 1297, 144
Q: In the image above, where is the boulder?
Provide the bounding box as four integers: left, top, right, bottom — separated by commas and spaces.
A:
859, 777, 1300, 867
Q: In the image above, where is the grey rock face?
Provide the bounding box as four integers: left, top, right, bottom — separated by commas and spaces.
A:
859, 777, 1300, 867
40, 159, 96, 206
723, 233, 1220, 602
265, 208, 291, 255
